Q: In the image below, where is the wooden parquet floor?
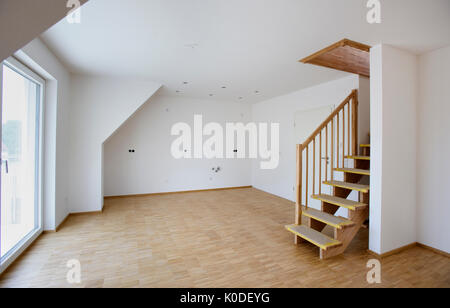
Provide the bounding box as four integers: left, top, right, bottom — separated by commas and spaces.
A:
0, 188, 448, 288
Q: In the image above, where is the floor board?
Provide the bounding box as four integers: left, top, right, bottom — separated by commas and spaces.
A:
0, 188, 448, 288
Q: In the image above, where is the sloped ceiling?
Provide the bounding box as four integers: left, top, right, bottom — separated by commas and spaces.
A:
0, 0, 89, 62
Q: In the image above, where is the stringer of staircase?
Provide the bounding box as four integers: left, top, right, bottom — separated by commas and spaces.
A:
285, 89, 371, 259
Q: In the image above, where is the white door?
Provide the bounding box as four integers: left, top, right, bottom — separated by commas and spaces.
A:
294, 105, 334, 209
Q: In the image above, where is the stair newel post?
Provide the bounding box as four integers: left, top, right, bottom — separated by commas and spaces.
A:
325, 124, 328, 182
305, 144, 309, 209
313, 139, 316, 196
351, 90, 359, 156
295, 144, 303, 244
319, 131, 322, 195
337, 111, 340, 169
342, 108, 344, 167
347, 102, 350, 158
342, 109, 344, 168
331, 118, 334, 181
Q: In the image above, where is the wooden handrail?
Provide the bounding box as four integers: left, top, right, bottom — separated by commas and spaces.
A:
294, 89, 359, 225
299, 90, 357, 151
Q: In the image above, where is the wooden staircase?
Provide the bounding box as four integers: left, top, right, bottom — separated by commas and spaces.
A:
285, 90, 370, 259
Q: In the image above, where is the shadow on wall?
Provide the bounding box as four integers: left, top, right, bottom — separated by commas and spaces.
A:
68, 75, 162, 214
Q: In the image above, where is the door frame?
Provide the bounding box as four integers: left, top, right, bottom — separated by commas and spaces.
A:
0, 56, 45, 274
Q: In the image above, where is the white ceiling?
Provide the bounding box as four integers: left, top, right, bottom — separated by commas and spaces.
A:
41, 0, 450, 103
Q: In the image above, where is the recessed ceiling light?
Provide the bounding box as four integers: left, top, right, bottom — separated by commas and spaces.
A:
185, 43, 199, 49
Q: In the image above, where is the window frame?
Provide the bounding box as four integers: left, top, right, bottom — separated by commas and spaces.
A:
0, 56, 45, 273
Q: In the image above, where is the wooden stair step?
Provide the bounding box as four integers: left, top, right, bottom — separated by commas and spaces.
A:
285, 224, 342, 250
311, 194, 368, 211
323, 180, 369, 193
345, 155, 370, 160
302, 207, 354, 229
360, 144, 371, 148
334, 168, 370, 176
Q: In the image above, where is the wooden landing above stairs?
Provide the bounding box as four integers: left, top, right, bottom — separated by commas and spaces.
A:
300, 39, 371, 77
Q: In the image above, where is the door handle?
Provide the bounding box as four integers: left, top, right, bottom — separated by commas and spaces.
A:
321, 157, 330, 165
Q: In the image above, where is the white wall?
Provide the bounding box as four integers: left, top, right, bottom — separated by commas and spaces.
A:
68, 76, 161, 213
251, 75, 361, 203
370, 44, 418, 254
369, 45, 383, 254
104, 94, 252, 196
358, 76, 371, 146
16, 38, 71, 231
417, 46, 450, 253
103, 75, 371, 211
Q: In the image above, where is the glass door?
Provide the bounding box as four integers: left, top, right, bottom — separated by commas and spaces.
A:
0, 57, 43, 267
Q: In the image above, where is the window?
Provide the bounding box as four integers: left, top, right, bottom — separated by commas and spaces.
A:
0, 57, 44, 269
